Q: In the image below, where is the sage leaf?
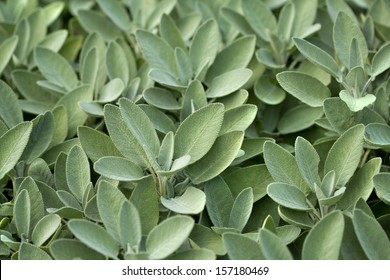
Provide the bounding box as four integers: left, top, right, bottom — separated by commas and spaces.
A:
67, 219, 119, 259
143, 87, 181, 110
146, 216, 194, 259
267, 183, 311, 211
0, 122, 32, 180
174, 103, 224, 164
258, 229, 293, 260
0, 35, 18, 74
0, 80, 23, 128
66, 145, 90, 203
219, 105, 257, 135
339, 90, 376, 112
14, 189, 31, 238
31, 214, 61, 246
324, 124, 365, 187
119, 201, 142, 248
19, 243, 52, 260
206, 69, 252, 98
353, 209, 390, 259
371, 41, 390, 76
365, 123, 390, 148
223, 233, 264, 260
295, 137, 321, 188
228, 188, 253, 232
50, 239, 105, 260
277, 105, 324, 134
96, 0, 130, 31
77, 10, 122, 41
161, 187, 206, 214
189, 224, 226, 256
254, 76, 286, 105
106, 41, 129, 85
94, 156, 146, 182
374, 173, 390, 204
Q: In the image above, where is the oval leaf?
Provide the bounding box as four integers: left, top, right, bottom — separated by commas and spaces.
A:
161, 187, 206, 214
94, 156, 145, 182
207, 69, 252, 98
267, 182, 311, 210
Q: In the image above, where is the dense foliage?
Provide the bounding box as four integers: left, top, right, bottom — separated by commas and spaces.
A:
0, 0, 390, 260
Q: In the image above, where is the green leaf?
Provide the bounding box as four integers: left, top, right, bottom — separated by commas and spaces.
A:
333, 12, 368, 68
302, 211, 345, 259
146, 216, 194, 259
161, 187, 206, 214
34, 47, 78, 91
278, 206, 315, 229
66, 145, 90, 203
135, 30, 177, 76
276, 71, 331, 107
324, 124, 365, 187
0, 35, 18, 74
371, 41, 390, 76
94, 156, 145, 182
339, 90, 376, 112
365, 123, 390, 148
160, 14, 186, 51
80, 47, 98, 88
232, 138, 274, 165
207, 69, 252, 98
223, 233, 264, 260
130, 176, 159, 234
145, 0, 177, 30
263, 141, 310, 193
119, 201, 142, 248
267, 182, 311, 211
77, 10, 122, 41
56, 85, 93, 138
106, 41, 129, 85
140, 105, 176, 134
293, 38, 340, 79
242, 0, 277, 41
374, 173, 390, 204
0, 122, 32, 180
97, 180, 127, 243
68, 219, 119, 259
340, 215, 367, 260
188, 131, 244, 184
189, 224, 226, 255
228, 188, 253, 232
31, 214, 61, 246
206, 35, 256, 83
158, 132, 174, 171
277, 105, 323, 134
353, 209, 390, 259
204, 176, 234, 228
258, 229, 293, 260
338, 158, 381, 210
180, 80, 207, 121
19, 243, 52, 260
50, 239, 105, 260
219, 105, 257, 135
78, 126, 123, 162
0, 80, 23, 128
96, 0, 130, 31
295, 137, 321, 188
51, 106, 68, 147
174, 103, 224, 164
143, 87, 181, 111
254, 76, 286, 105
190, 19, 220, 77
14, 189, 31, 238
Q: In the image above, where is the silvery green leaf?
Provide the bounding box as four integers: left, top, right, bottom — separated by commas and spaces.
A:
326, 0, 357, 23
320, 170, 336, 198
66, 145, 90, 203
157, 155, 191, 176
143, 87, 181, 110
57, 190, 81, 210
158, 132, 174, 171
295, 137, 321, 189
277, 1, 294, 42
77, 10, 122, 41
278, 105, 324, 134
161, 187, 206, 214
275, 225, 301, 245
106, 41, 129, 85
219, 105, 257, 135
339, 91, 376, 112
189, 224, 226, 255
258, 229, 293, 260
68, 219, 119, 259
0, 122, 32, 180
228, 188, 253, 232
80, 48, 98, 88
146, 216, 194, 259
293, 38, 340, 79
180, 80, 207, 121
256, 48, 285, 69
223, 233, 264, 260
38, 30, 68, 53
189, 19, 220, 77
139, 105, 176, 134
302, 211, 345, 259
374, 173, 390, 204
78, 126, 122, 162
148, 68, 184, 89
136, 30, 177, 76
333, 12, 368, 68
50, 239, 105, 260
349, 38, 364, 69
204, 176, 234, 228
206, 35, 256, 83
254, 76, 286, 105
94, 156, 146, 182
291, 0, 318, 38
97, 180, 127, 243
338, 158, 381, 210
232, 138, 274, 165
267, 182, 311, 211
0, 80, 23, 128
263, 141, 311, 194
371, 41, 390, 76
42, 1, 65, 26
19, 243, 52, 260
319, 186, 346, 206
0, 35, 18, 74
14, 189, 31, 238
31, 214, 61, 246
188, 131, 244, 184
353, 209, 390, 259
96, 0, 130, 31
207, 68, 252, 98
119, 201, 142, 248
145, 0, 176, 30
34, 47, 78, 91
241, 0, 277, 41
276, 71, 331, 107
324, 124, 365, 187
79, 101, 104, 117
174, 103, 224, 164
42, 138, 80, 166
160, 14, 186, 51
